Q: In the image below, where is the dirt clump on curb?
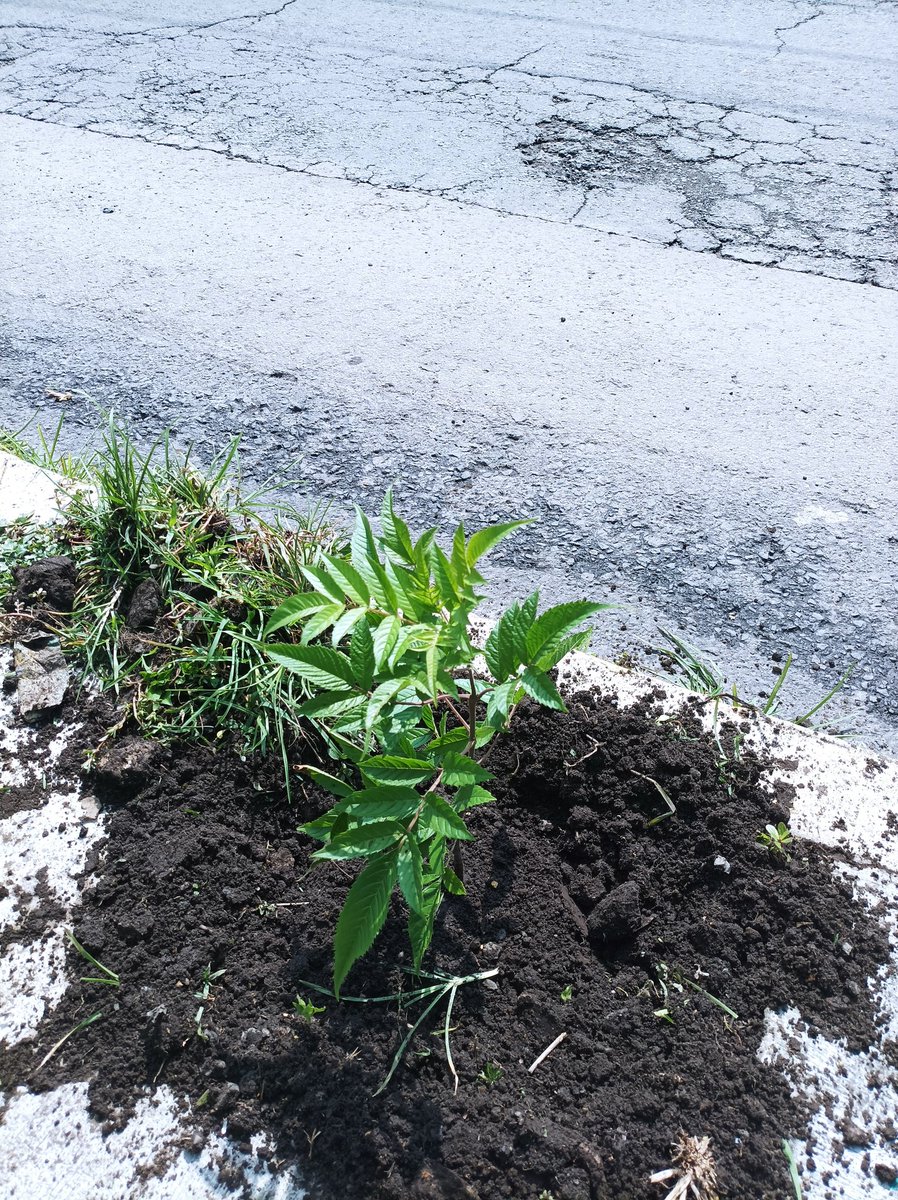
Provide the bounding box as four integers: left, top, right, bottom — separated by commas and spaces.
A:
3, 691, 890, 1200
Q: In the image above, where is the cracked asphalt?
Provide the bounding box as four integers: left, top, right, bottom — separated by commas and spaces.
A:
0, 0, 896, 751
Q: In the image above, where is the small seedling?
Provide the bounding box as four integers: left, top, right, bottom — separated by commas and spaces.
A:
190, 964, 225, 1043
782, 1139, 803, 1199
758, 822, 793, 858
65, 929, 120, 988
560, 984, 573, 1002
292, 995, 326, 1022
194, 964, 226, 1001
654, 1007, 675, 1025
36, 1011, 103, 1071
478, 1061, 503, 1085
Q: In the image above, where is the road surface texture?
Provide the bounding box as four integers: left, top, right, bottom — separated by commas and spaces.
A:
0, 1, 896, 750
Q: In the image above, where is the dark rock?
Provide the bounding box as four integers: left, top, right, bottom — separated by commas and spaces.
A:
126, 578, 162, 630
587, 880, 641, 945
11, 556, 76, 615
93, 736, 162, 795
841, 1119, 872, 1148
874, 1163, 898, 1184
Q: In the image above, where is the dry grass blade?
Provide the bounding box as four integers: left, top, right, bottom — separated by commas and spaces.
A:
650, 1134, 719, 1200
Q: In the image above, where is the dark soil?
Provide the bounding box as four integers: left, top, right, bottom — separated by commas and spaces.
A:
2, 688, 891, 1200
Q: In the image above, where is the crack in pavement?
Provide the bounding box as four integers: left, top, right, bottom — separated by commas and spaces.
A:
0, 11, 895, 290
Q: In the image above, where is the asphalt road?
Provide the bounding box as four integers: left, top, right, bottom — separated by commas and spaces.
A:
0, 1, 896, 750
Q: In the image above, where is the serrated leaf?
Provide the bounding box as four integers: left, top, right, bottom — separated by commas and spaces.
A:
264, 592, 328, 637
442, 866, 467, 895
454, 783, 495, 812
300, 601, 345, 644
372, 615, 400, 670
298, 691, 365, 720
525, 601, 609, 665
430, 545, 459, 606
296, 765, 353, 798
300, 810, 341, 841
366, 677, 412, 729
485, 679, 514, 728
467, 519, 531, 564
533, 627, 592, 671
360, 755, 435, 786
483, 603, 527, 682
422, 794, 473, 840
331, 607, 366, 646
380, 489, 415, 563
440, 751, 493, 787
397, 838, 425, 914
301, 563, 347, 603
321, 553, 371, 605
314, 821, 405, 861
350, 618, 375, 690
333, 853, 398, 996
338, 792, 422, 821
519, 666, 566, 710
352, 509, 397, 609
425, 642, 439, 699
267, 644, 356, 690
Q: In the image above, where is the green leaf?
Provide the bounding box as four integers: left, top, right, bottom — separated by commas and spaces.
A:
323, 728, 366, 764
422, 794, 473, 841
534, 628, 592, 671
300, 810, 341, 841
440, 751, 493, 787
372, 615, 400, 670
397, 838, 425, 914
296, 765, 353, 798
338, 786, 421, 821
519, 667, 566, 710
301, 563, 347, 603
525, 601, 609, 665
455, 784, 495, 812
467, 519, 531, 564
331, 607, 366, 646
298, 691, 366, 720
333, 853, 398, 996
430, 546, 459, 606
442, 866, 467, 895
360, 755, 435, 786
366, 677, 413, 729
267, 644, 356, 690
321, 553, 371, 606
314, 821, 405, 860
380, 489, 415, 563
485, 679, 520, 729
300, 601, 345, 644
483, 599, 532, 682
350, 618, 376, 691
264, 592, 328, 637
408, 839, 444, 969
425, 642, 439, 699
352, 509, 397, 609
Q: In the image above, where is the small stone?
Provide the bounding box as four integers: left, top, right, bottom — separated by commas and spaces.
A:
126, 578, 162, 630
14, 636, 69, 720
93, 736, 161, 794
841, 1119, 872, 1148
587, 881, 641, 945
874, 1164, 898, 1185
